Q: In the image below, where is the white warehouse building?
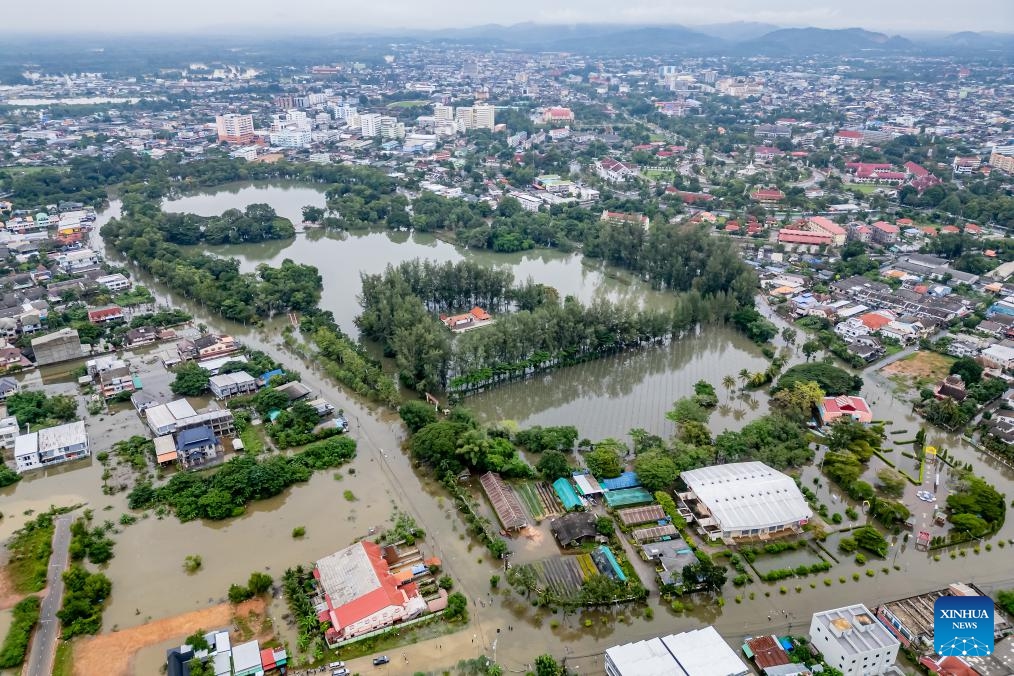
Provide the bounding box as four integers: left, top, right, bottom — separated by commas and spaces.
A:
809, 604, 900, 676
604, 626, 750, 676
679, 461, 811, 542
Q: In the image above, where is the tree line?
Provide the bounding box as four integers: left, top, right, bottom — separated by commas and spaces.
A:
101, 190, 321, 323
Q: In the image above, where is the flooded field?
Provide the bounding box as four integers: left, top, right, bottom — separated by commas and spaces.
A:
1, 182, 1010, 674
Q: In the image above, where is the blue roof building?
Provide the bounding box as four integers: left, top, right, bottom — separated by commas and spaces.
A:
601, 471, 640, 491
553, 477, 583, 511
176, 425, 219, 469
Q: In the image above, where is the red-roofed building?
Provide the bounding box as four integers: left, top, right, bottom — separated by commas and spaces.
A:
897, 218, 914, 226
746, 635, 790, 670
777, 229, 832, 246
904, 161, 930, 178
919, 654, 978, 676
601, 210, 650, 229
818, 395, 873, 425
88, 306, 124, 324
807, 216, 846, 246
751, 187, 786, 203
859, 310, 895, 331
964, 223, 981, 235
871, 221, 900, 245
834, 130, 863, 147
440, 307, 494, 332
542, 107, 574, 123
941, 225, 960, 234
921, 226, 938, 236
314, 541, 428, 643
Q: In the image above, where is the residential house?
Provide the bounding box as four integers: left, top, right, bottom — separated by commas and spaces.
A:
124, 326, 159, 348
847, 336, 885, 363
95, 273, 131, 292
880, 320, 920, 344
14, 420, 89, 473
601, 210, 649, 229
935, 374, 968, 402
208, 371, 258, 399
818, 396, 873, 425
550, 512, 600, 547
751, 187, 786, 203
439, 307, 493, 332
175, 425, 221, 469
98, 366, 136, 399
0, 416, 19, 449
0, 347, 30, 371
177, 334, 239, 361
87, 305, 124, 324
0, 376, 20, 400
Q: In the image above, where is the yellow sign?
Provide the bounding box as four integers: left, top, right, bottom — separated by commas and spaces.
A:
925, 446, 937, 456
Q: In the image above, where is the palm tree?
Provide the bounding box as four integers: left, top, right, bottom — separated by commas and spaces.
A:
722, 375, 736, 400
738, 368, 750, 385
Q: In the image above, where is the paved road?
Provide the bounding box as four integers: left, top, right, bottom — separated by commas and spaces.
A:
23, 514, 72, 676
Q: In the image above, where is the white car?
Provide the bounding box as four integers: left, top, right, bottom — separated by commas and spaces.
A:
917, 491, 934, 502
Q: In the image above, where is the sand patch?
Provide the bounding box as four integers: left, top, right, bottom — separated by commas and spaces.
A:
73, 598, 266, 676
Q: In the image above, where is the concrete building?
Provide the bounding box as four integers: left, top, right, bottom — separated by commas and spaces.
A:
0, 415, 18, 449
215, 114, 256, 144
208, 371, 258, 399
95, 273, 131, 292
31, 328, 83, 365
14, 420, 89, 473
679, 462, 811, 541
875, 583, 1013, 654
315, 540, 427, 644
360, 113, 382, 138
809, 604, 900, 676
604, 626, 750, 676
144, 399, 236, 438
818, 396, 874, 425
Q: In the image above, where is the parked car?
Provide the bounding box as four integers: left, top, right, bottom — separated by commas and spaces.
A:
329, 663, 345, 670
373, 656, 390, 666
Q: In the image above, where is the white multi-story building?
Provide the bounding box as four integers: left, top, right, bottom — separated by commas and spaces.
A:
473, 103, 495, 130
605, 627, 749, 676
809, 604, 900, 676
0, 416, 18, 449
268, 129, 311, 148
14, 420, 89, 473
359, 113, 382, 138
95, 273, 131, 292
433, 103, 453, 121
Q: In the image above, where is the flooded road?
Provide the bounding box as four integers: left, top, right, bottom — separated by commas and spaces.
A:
7, 182, 1008, 674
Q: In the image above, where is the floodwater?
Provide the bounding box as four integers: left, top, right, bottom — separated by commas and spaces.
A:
4, 181, 1009, 674
163, 181, 676, 336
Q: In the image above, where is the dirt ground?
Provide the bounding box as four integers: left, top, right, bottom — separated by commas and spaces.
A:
881, 350, 954, 383
0, 565, 37, 610
72, 597, 267, 676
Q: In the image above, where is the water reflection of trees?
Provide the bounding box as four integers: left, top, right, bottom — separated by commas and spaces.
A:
470, 330, 766, 424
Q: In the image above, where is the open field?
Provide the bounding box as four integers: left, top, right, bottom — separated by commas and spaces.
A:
881, 351, 954, 389
72, 597, 267, 676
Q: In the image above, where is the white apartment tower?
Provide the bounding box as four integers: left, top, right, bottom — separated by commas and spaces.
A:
473, 103, 495, 130
360, 113, 382, 138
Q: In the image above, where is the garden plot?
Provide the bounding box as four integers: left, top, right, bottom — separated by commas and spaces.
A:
516, 481, 562, 521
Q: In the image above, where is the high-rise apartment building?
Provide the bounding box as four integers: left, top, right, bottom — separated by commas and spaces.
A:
360, 113, 382, 138
215, 114, 255, 143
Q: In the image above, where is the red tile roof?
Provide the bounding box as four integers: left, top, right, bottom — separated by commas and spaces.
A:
329, 541, 411, 629
860, 311, 893, 331
746, 636, 790, 669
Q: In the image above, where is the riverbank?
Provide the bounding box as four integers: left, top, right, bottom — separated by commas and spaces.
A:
72, 597, 267, 676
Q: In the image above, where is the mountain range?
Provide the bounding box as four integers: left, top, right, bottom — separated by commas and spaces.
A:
399, 22, 1014, 57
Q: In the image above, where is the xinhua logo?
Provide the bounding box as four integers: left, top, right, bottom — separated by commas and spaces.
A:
934, 595, 994, 657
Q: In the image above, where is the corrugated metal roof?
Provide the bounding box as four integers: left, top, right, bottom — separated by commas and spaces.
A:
681, 462, 811, 533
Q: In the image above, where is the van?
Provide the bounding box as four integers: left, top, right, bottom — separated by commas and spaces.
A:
329, 663, 345, 669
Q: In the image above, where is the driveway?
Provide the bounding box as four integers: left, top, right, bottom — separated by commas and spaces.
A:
23, 514, 72, 676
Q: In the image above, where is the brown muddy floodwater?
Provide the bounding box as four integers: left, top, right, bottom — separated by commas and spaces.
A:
6, 183, 1006, 675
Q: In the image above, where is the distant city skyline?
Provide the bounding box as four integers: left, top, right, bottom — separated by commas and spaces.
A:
6, 0, 1013, 35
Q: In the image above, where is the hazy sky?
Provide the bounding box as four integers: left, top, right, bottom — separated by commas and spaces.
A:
7, 0, 1013, 34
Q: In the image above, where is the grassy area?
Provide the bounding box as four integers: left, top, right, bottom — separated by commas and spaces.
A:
51, 640, 74, 676
882, 350, 954, 389
643, 169, 673, 180
114, 286, 155, 307
6, 514, 55, 594
385, 100, 428, 109
847, 183, 883, 195
0, 165, 68, 175
884, 343, 905, 357
239, 425, 266, 455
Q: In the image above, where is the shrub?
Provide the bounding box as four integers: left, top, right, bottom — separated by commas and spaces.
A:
866, 569, 875, 577
0, 597, 41, 668
779, 586, 788, 595
292, 526, 306, 538
489, 575, 500, 589
183, 555, 202, 573
855, 553, 866, 565
831, 513, 843, 524
852, 573, 861, 581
